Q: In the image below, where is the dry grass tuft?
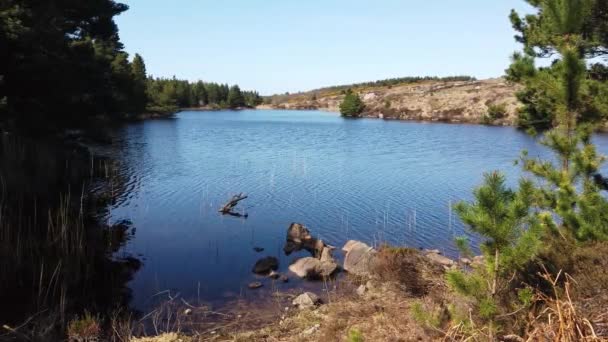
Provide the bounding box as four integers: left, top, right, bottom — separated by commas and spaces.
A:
523, 269, 603, 341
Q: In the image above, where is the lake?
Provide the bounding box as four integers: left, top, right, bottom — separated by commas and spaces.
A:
107, 109, 608, 312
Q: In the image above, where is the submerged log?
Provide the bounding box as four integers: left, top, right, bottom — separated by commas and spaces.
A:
219, 193, 248, 216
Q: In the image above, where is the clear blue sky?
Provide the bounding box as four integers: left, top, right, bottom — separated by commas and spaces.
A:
116, 1, 534, 95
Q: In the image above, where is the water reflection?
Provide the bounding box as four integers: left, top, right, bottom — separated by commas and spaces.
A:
0, 133, 141, 338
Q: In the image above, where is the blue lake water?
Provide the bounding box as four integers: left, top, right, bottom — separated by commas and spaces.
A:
108, 109, 608, 311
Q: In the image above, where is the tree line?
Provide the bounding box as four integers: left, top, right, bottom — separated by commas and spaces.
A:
0, 1, 260, 135
318, 75, 476, 93
146, 77, 262, 114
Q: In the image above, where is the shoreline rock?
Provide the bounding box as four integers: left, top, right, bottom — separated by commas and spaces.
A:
342, 240, 377, 276
252, 256, 279, 274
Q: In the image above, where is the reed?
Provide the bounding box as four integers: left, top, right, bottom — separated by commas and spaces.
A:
0, 133, 139, 341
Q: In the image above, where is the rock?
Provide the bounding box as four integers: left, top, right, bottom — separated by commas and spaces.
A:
252, 256, 279, 274
289, 257, 338, 278
253, 247, 264, 252
342, 240, 376, 276
305, 238, 326, 258
425, 252, 455, 266
289, 257, 320, 278
248, 281, 263, 289
286, 223, 312, 244
183, 308, 192, 315
318, 260, 338, 277
363, 92, 377, 101
283, 240, 300, 255
425, 249, 441, 255
268, 270, 280, 279
342, 240, 362, 253
284, 223, 330, 258
301, 324, 320, 337
320, 247, 334, 263
472, 255, 484, 266
280, 275, 289, 283
356, 284, 367, 296
460, 257, 472, 265
292, 292, 320, 309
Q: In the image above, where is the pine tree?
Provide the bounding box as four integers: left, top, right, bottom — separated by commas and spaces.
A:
339, 89, 365, 117
512, 0, 608, 241
227, 85, 245, 109
508, 0, 608, 132
131, 54, 148, 113
447, 172, 544, 336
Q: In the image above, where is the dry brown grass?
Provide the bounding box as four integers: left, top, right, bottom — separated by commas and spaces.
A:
522, 269, 604, 341
372, 246, 446, 297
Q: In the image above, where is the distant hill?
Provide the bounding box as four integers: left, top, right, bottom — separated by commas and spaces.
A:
260, 77, 521, 125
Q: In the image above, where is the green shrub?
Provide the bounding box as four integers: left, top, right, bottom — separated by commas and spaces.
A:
487, 103, 508, 120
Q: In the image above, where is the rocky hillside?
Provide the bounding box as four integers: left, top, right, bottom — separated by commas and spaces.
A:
261, 78, 522, 125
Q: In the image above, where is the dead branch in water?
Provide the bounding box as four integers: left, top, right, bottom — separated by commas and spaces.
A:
219, 193, 248, 217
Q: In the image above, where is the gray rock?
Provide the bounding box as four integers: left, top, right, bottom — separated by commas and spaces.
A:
292, 292, 320, 309
289, 257, 320, 278
289, 257, 338, 279
342, 240, 377, 276
268, 270, 280, 279
425, 252, 455, 266
252, 256, 279, 274
356, 284, 367, 296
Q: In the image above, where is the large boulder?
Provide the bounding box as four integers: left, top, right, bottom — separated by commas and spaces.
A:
288, 257, 338, 279
292, 292, 321, 309
342, 240, 376, 276
252, 256, 279, 274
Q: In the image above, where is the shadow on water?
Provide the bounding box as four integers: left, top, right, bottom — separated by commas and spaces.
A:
0, 133, 141, 340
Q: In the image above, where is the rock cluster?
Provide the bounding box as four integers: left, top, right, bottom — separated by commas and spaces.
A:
286, 223, 340, 279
